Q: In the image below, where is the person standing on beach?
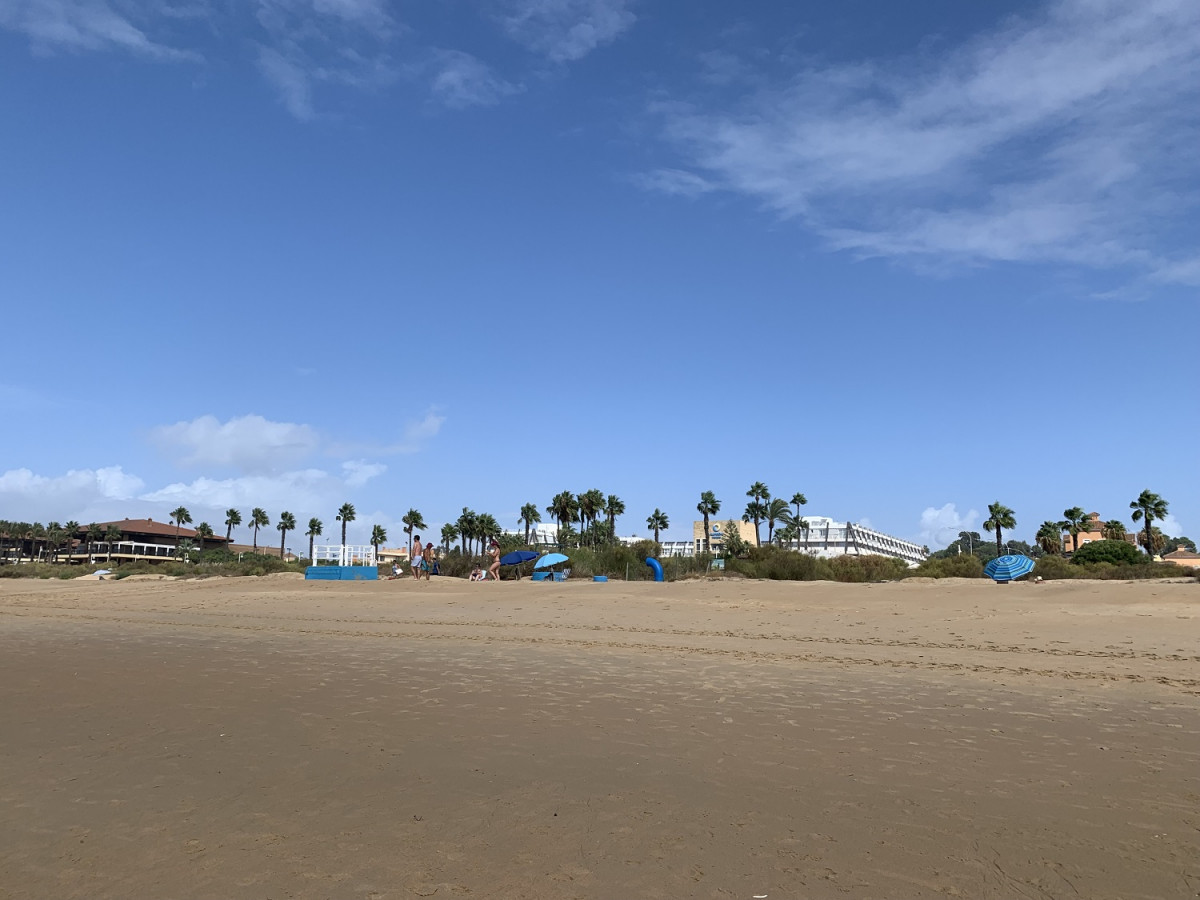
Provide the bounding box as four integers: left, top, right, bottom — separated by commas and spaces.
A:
410, 535, 422, 579
423, 542, 435, 580
487, 538, 501, 583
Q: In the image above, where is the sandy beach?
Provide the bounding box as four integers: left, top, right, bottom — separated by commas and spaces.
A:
1, 574, 1197, 899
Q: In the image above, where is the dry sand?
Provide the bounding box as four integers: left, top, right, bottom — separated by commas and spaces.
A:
1, 575, 1197, 899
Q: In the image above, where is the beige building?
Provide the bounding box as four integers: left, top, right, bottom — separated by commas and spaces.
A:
1163, 547, 1200, 569
692, 519, 760, 554
1062, 512, 1136, 552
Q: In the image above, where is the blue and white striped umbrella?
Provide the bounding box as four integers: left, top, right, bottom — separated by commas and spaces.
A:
984, 554, 1035, 582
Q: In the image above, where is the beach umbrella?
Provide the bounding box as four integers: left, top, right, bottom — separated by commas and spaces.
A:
500, 550, 538, 566
984, 554, 1035, 582
534, 552, 569, 570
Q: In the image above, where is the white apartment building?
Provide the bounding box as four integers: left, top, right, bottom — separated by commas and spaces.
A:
691, 516, 927, 566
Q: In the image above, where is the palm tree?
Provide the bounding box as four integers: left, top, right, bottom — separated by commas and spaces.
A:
1130, 489, 1169, 557
440, 522, 459, 553
1062, 507, 1090, 554
578, 489, 606, 546
370, 524, 387, 559
104, 524, 121, 559
305, 518, 323, 562
764, 498, 790, 545
63, 520, 80, 559
402, 508, 427, 551
277, 511, 296, 559
982, 502, 1016, 558
744, 482, 770, 547
456, 508, 478, 555
1137, 526, 1166, 556
546, 492, 579, 537
46, 522, 64, 563
646, 509, 669, 543
195, 522, 213, 553
1036, 521, 1063, 555
518, 503, 541, 545
250, 507, 269, 553
170, 506, 192, 555
336, 502, 356, 548
606, 494, 625, 538
789, 493, 807, 550
224, 508, 241, 543
476, 513, 500, 545
696, 490, 721, 553
86, 522, 103, 559
1102, 520, 1127, 541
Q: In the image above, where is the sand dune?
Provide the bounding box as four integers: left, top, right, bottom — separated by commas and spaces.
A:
1, 576, 1197, 899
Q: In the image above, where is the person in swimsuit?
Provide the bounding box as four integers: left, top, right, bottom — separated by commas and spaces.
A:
487, 538, 501, 582
410, 535, 422, 579
422, 542, 435, 580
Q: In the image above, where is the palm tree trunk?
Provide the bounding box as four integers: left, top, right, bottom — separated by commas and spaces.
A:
280, 530, 286, 559
996, 526, 1003, 558
309, 534, 315, 561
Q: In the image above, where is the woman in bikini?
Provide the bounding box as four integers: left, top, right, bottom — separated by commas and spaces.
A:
487, 539, 501, 582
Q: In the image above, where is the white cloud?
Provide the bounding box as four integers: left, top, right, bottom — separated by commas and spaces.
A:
0, 0, 198, 59
1159, 513, 1186, 538
917, 502, 979, 549
150, 414, 320, 474
500, 0, 636, 62
0, 465, 146, 522
342, 460, 386, 487
629, 167, 715, 198
657, 0, 1200, 285
140, 468, 335, 513
382, 409, 445, 454
429, 50, 521, 109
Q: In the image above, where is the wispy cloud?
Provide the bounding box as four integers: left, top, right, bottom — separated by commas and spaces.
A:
0, 0, 199, 59
499, 0, 636, 62
383, 409, 445, 454
628, 167, 715, 198
0, 465, 146, 522
429, 50, 522, 109
655, 0, 1200, 286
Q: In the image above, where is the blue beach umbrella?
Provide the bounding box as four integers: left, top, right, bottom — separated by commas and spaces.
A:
500, 550, 538, 566
534, 552, 569, 569
984, 554, 1035, 582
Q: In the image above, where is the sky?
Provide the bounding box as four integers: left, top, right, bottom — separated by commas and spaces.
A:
1, 0, 1197, 552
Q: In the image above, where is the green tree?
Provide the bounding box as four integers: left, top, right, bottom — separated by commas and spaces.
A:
456, 508, 478, 555
440, 522, 459, 553
982, 502, 1016, 558
1137, 526, 1166, 556
224, 508, 241, 543
1162, 535, 1196, 554
195, 521, 213, 553
85, 522, 103, 558
578, 489, 606, 546
370, 524, 387, 559
789, 492, 808, 550
764, 498, 790, 545
720, 519, 748, 559
306, 517, 323, 562
278, 511, 296, 559
957, 531, 982, 555
696, 490, 721, 553
170, 506, 192, 556
646, 508, 669, 543
1036, 521, 1063, 556
744, 482, 769, 547
104, 524, 121, 557
1072, 539, 1142, 566
249, 508, 269, 553
518, 502, 541, 544
1062, 507, 1090, 554
606, 494, 625, 539
63, 520, 80, 559
476, 513, 500, 544
1130, 489, 1169, 557
402, 509, 427, 553
546, 492, 579, 538
336, 503, 356, 548
1101, 520, 1127, 541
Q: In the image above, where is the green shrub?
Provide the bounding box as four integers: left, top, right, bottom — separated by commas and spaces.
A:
1033, 555, 1074, 580
1070, 540, 1143, 566
906, 554, 984, 579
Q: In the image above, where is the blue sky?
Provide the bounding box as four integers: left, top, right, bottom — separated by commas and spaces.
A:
1, 0, 1196, 550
